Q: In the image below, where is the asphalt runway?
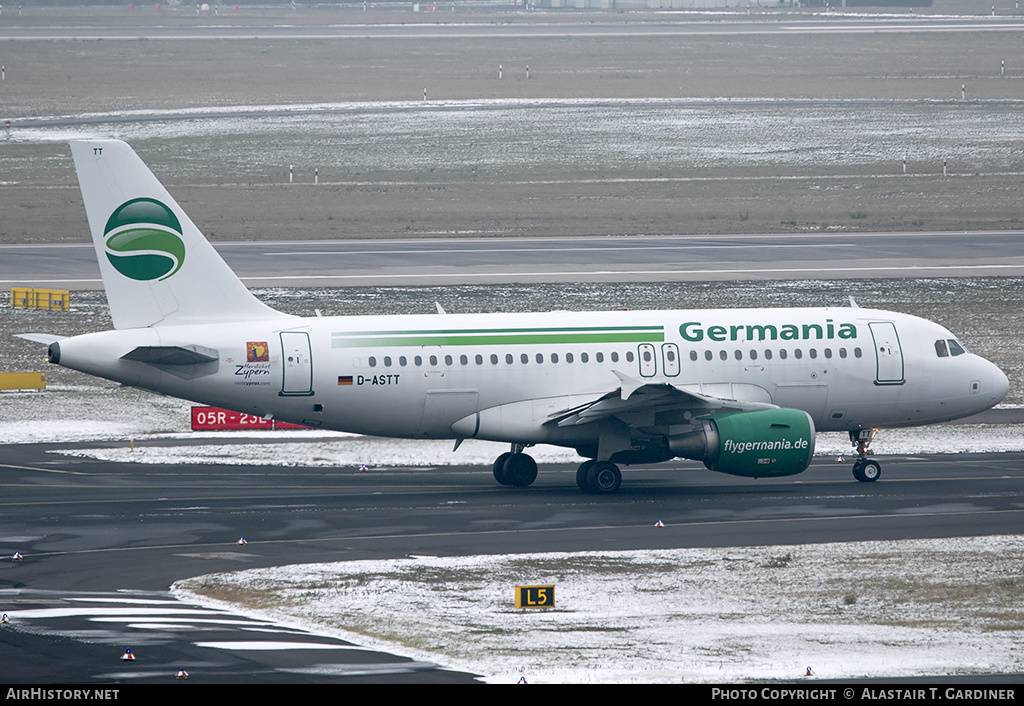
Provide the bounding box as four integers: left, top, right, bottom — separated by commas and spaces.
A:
3, 16, 1024, 41
2, 442, 1023, 683
4, 230, 1024, 289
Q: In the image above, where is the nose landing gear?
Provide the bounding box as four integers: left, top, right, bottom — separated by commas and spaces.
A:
850, 428, 881, 482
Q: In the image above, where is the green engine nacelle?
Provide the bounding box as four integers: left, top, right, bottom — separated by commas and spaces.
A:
667, 408, 816, 478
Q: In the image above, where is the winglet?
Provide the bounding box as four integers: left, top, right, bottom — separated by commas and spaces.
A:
70, 140, 291, 330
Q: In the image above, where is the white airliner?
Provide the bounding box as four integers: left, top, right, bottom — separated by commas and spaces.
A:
21, 140, 1010, 493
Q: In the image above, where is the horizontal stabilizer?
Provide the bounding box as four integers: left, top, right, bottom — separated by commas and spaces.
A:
121, 345, 219, 366
15, 333, 65, 345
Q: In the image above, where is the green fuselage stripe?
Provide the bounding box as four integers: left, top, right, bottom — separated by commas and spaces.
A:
332, 326, 664, 348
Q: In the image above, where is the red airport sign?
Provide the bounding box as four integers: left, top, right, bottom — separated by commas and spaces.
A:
192, 407, 311, 431
191, 407, 272, 430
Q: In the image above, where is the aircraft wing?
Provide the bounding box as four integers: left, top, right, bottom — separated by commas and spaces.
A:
549, 371, 777, 428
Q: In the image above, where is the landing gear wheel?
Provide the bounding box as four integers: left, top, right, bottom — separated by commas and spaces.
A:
503, 453, 538, 488
576, 460, 596, 492
852, 459, 881, 483
850, 429, 881, 483
586, 461, 622, 494
493, 452, 513, 486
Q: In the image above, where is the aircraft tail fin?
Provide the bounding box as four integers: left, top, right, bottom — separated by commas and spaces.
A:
70, 140, 290, 329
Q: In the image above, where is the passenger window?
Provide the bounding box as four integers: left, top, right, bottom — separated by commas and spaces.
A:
764, 349, 773, 360
384, 356, 392, 367
719, 350, 727, 361
415, 355, 423, 366
536, 353, 544, 364
505, 354, 513, 365
445, 355, 453, 366
779, 349, 788, 360
460, 355, 468, 365
794, 349, 803, 360
551, 353, 559, 364
690, 350, 698, 362
749, 350, 757, 360
611, 352, 619, 363
491, 354, 499, 365
567, 352, 575, 363
399, 356, 407, 367
475, 354, 483, 365
596, 352, 604, 363
368, 356, 377, 368
626, 351, 634, 362
521, 353, 529, 364
705, 350, 713, 361
581, 352, 589, 363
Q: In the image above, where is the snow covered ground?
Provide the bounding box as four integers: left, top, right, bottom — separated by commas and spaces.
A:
13, 98, 1024, 179
173, 537, 1024, 684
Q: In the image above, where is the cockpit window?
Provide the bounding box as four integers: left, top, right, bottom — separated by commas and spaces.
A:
948, 339, 967, 356
935, 340, 949, 358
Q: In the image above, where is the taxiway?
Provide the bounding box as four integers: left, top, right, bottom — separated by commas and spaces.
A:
2, 442, 1023, 683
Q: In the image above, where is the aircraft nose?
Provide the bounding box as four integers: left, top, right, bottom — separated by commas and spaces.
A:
976, 357, 1010, 406
991, 361, 1010, 404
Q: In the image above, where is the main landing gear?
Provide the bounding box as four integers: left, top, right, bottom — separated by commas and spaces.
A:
492, 446, 538, 488
849, 428, 881, 483
490, 446, 624, 494
575, 459, 622, 494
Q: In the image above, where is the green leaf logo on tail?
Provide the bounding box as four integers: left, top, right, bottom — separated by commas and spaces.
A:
103, 198, 185, 281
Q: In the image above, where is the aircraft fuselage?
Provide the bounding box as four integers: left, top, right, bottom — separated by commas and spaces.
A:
51, 306, 1007, 448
